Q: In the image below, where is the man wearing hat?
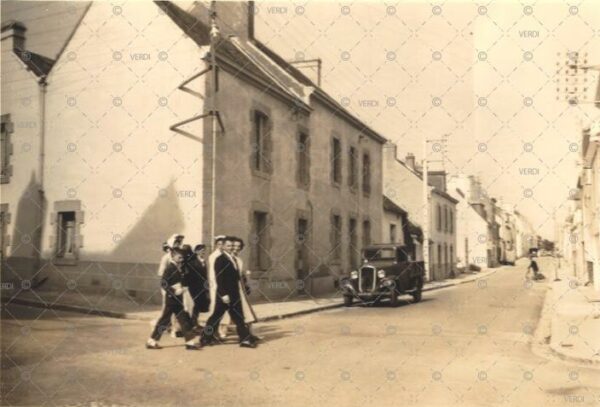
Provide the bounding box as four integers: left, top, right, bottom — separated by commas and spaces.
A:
184, 244, 209, 327
158, 234, 184, 277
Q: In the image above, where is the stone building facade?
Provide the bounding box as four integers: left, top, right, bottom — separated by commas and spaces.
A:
1, 21, 54, 287
2, 1, 386, 303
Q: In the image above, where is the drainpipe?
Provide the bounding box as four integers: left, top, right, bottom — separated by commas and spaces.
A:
35, 76, 47, 277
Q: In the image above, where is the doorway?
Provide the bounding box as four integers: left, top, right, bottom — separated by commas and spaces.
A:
295, 217, 310, 294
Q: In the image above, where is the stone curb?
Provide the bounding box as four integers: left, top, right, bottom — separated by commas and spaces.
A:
1, 268, 498, 323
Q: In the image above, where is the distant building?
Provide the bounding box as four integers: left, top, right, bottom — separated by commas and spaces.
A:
447, 175, 489, 271
383, 143, 457, 281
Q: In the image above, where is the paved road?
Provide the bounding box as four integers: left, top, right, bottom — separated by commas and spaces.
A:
2, 259, 599, 407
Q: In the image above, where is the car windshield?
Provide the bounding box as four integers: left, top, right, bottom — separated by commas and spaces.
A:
363, 248, 396, 261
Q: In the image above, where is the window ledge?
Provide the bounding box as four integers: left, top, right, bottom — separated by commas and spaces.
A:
251, 168, 271, 181
53, 257, 78, 266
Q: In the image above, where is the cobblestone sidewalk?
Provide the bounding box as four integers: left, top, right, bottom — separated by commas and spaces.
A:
1, 268, 498, 322
546, 264, 600, 366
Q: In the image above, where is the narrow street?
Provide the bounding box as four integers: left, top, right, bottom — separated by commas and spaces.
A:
2, 258, 599, 407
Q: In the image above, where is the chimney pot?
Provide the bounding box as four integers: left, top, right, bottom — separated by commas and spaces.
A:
405, 153, 415, 170
1, 20, 27, 51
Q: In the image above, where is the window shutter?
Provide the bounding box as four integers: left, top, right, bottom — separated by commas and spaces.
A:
76, 211, 84, 224
5, 121, 14, 134
8, 142, 14, 155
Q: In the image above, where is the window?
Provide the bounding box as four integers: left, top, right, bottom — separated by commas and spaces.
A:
1, 115, 13, 184
297, 132, 310, 188
331, 137, 342, 185
251, 211, 269, 271
444, 206, 448, 232
348, 146, 358, 189
362, 219, 371, 247
449, 210, 453, 234
331, 214, 342, 261
362, 152, 371, 194
349, 217, 358, 269
51, 201, 83, 264
436, 204, 442, 232
0, 204, 9, 263
390, 224, 397, 243
56, 211, 77, 259
437, 243, 442, 277
251, 110, 271, 174
444, 243, 448, 275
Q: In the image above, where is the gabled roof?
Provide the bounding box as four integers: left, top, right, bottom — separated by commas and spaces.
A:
156, 1, 311, 112
155, 1, 386, 143
15, 49, 54, 77
383, 195, 408, 216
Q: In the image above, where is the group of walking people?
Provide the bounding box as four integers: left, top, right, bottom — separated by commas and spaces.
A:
145, 234, 259, 350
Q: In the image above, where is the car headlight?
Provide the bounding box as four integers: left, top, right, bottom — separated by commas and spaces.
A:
377, 269, 386, 278
350, 270, 358, 279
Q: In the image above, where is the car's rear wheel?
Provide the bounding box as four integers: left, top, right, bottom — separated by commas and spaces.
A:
411, 277, 423, 303
343, 294, 353, 307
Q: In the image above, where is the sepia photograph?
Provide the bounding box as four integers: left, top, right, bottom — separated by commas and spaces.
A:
0, 0, 599, 406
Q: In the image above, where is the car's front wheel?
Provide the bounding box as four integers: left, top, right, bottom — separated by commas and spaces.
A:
411, 277, 423, 303
389, 289, 399, 307
343, 294, 353, 307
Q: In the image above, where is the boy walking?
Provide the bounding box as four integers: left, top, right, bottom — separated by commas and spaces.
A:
146, 248, 202, 350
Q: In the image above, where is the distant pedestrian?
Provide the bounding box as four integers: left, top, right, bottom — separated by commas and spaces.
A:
146, 248, 201, 350
526, 253, 540, 280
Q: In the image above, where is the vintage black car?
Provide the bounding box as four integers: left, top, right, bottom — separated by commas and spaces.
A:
340, 244, 425, 307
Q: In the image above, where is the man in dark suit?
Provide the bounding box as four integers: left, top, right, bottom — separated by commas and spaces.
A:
146, 248, 201, 350
202, 237, 256, 348
184, 244, 210, 327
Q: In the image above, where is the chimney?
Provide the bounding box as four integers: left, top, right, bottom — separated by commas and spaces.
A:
189, 1, 254, 41
1, 20, 26, 52
405, 153, 415, 170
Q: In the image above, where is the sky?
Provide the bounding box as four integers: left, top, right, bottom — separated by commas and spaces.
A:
2, 0, 599, 239
255, 0, 600, 238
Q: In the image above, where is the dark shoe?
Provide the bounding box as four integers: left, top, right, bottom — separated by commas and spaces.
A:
240, 340, 257, 349
200, 336, 216, 347
146, 342, 162, 350
175, 331, 184, 338
249, 334, 260, 343
185, 343, 202, 350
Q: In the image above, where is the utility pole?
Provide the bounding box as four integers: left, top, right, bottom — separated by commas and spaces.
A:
209, 1, 219, 248
423, 136, 430, 281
